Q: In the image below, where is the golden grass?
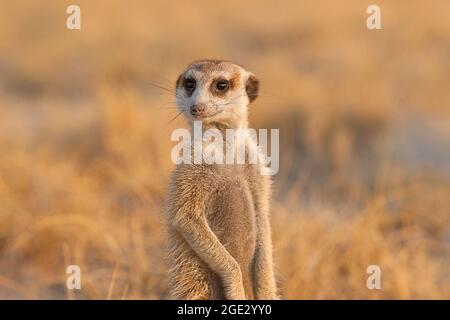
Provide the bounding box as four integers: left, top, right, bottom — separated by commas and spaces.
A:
0, 0, 449, 299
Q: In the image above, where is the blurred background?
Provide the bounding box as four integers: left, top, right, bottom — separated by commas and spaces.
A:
0, 0, 449, 299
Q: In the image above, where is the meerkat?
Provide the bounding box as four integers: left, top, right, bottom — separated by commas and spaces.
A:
165, 59, 278, 300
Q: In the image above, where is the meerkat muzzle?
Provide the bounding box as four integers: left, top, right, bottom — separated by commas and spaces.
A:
190, 104, 207, 116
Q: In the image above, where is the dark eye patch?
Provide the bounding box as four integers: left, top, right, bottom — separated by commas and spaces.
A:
210, 77, 235, 96
216, 80, 229, 91
183, 77, 196, 96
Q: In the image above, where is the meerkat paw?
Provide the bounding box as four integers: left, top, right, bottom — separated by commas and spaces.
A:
224, 283, 246, 300
221, 264, 246, 300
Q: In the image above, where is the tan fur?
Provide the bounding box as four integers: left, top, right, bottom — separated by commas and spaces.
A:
165, 60, 278, 300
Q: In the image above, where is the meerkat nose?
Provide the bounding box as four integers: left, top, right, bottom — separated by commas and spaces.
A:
190, 104, 206, 116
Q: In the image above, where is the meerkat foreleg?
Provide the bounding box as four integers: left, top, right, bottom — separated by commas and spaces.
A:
173, 214, 246, 300
254, 210, 278, 299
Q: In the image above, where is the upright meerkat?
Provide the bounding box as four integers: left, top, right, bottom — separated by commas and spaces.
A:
165, 59, 277, 300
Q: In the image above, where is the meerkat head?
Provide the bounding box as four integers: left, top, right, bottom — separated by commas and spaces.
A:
175, 60, 259, 128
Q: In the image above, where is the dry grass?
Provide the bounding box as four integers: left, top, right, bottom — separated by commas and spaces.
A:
0, 0, 449, 299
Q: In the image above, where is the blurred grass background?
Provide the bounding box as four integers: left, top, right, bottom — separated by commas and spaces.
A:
0, 0, 449, 299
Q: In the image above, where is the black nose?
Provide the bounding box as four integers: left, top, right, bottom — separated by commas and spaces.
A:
190, 104, 206, 116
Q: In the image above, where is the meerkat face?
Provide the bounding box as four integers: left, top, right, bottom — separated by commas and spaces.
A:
175, 60, 259, 126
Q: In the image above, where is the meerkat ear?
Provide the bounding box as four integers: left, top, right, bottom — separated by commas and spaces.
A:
245, 73, 259, 103
175, 74, 183, 89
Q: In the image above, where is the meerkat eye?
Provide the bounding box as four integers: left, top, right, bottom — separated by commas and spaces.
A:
215, 80, 229, 92
184, 78, 196, 91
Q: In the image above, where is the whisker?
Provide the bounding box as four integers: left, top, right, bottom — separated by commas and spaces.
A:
144, 80, 181, 99
150, 106, 180, 110
167, 111, 184, 126
147, 100, 184, 111
145, 79, 173, 91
